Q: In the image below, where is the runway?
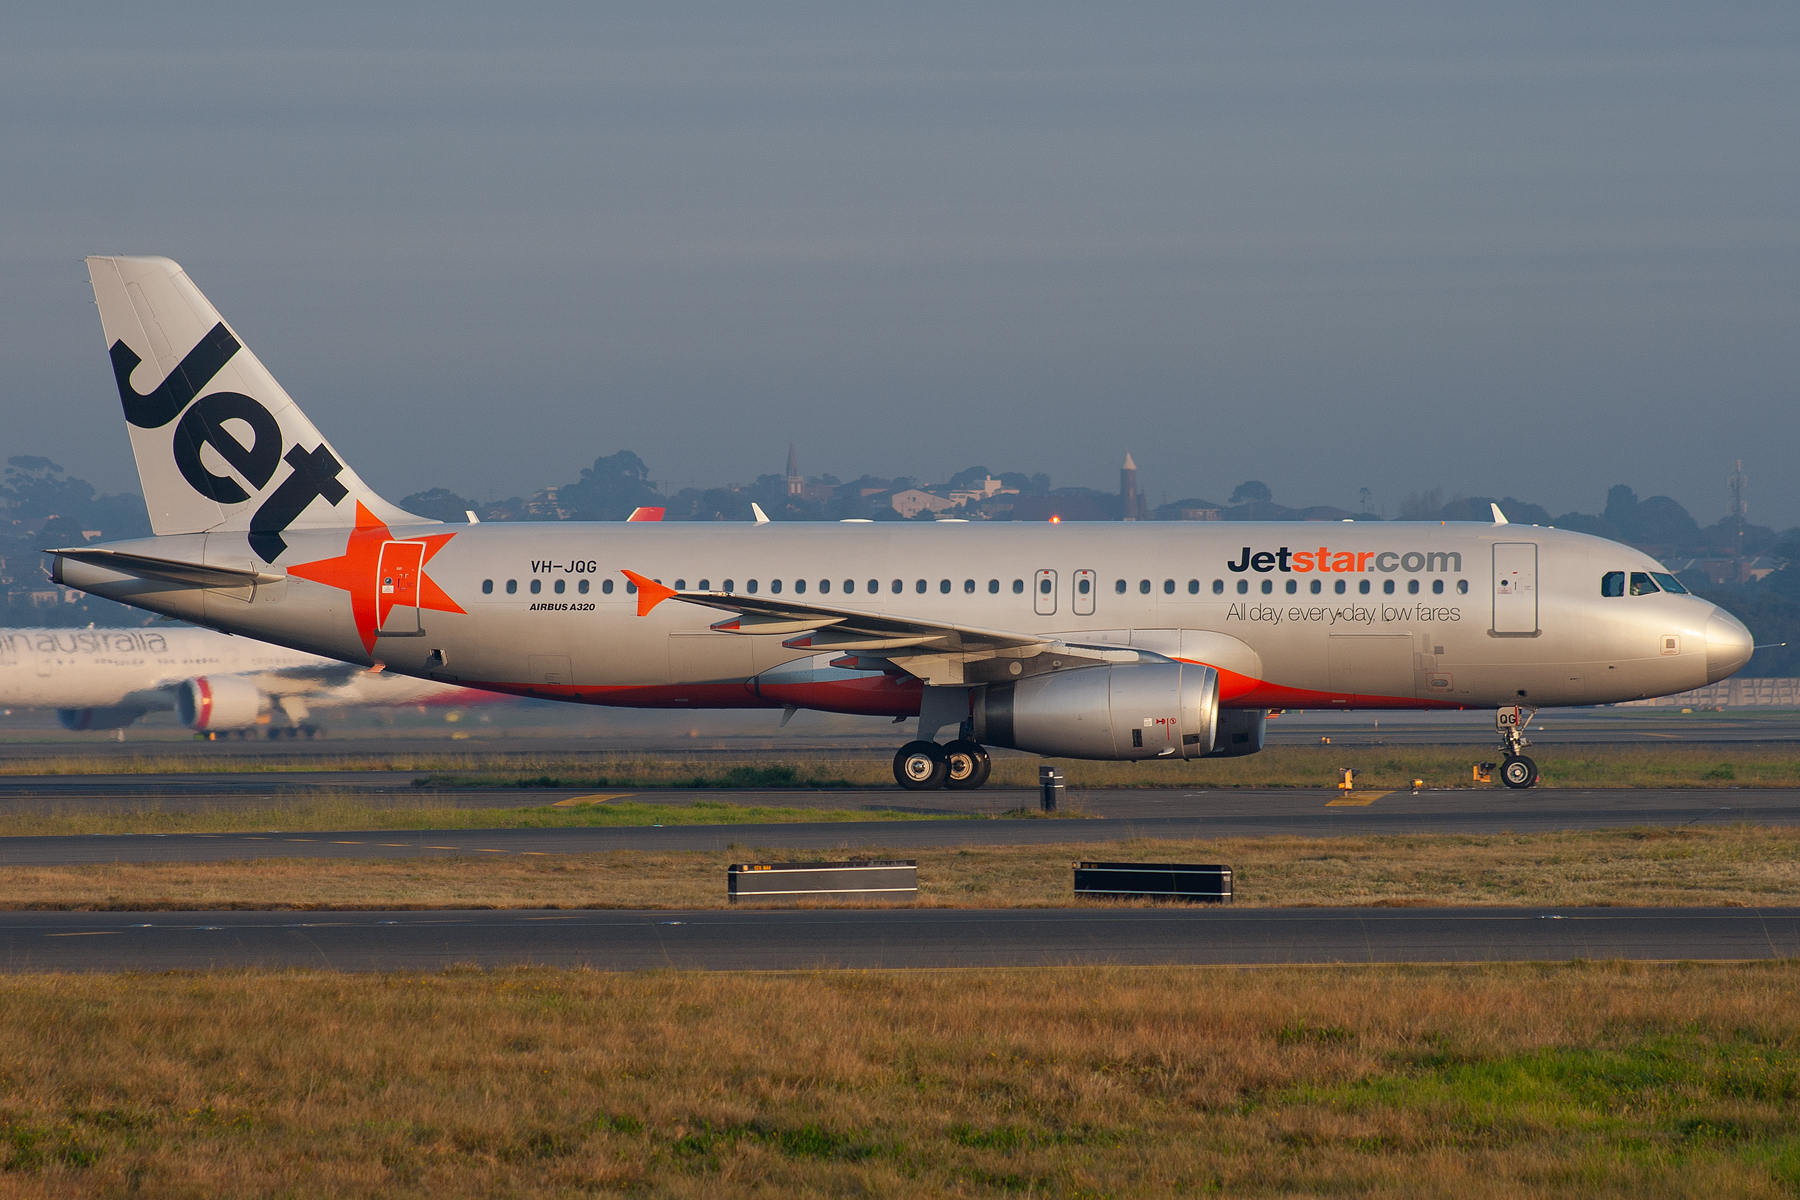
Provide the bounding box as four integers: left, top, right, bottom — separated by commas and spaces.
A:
0, 787, 1792, 866
3, 906, 1796, 972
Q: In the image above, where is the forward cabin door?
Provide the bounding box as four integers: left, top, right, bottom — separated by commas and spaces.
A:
377, 540, 425, 636
1492, 542, 1539, 634
1034, 569, 1057, 616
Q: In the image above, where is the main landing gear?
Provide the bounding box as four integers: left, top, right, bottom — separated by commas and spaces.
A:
1495, 705, 1539, 790
893, 739, 991, 791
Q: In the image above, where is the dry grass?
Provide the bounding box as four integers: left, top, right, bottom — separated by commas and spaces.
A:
6, 743, 1800, 788
4, 825, 1798, 911
1, 962, 1799, 1195
0, 795, 970, 840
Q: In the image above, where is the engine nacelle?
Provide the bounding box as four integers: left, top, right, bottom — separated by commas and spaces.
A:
974, 662, 1218, 760
57, 705, 150, 732
1207, 708, 1266, 757
176, 676, 268, 731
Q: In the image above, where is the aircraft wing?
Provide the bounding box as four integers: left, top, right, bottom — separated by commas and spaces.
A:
622, 570, 1151, 686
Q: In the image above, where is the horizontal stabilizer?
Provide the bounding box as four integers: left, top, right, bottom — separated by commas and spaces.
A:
48, 547, 285, 589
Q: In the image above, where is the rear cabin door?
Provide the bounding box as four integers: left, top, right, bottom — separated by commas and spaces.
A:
377, 540, 425, 636
1033, 569, 1057, 616
1492, 542, 1538, 634
1072, 569, 1096, 616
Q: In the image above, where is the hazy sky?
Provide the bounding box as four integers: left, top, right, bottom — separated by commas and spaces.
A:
4, 3, 1796, 525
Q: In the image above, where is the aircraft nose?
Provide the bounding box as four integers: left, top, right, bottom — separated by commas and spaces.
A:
1704, 608, 1753, 684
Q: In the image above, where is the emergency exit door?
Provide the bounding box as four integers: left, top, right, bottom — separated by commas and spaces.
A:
1033, 569, 1057, 616
1492, 542, 1538, 634
1072, 569, 1096, 615
377, 540, 425, 636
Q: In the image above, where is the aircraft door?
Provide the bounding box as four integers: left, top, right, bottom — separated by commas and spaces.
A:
1073, 569, 1096, 616
1492, 542, 1538, 634
377, 540, 425, 636
1033, 569, 1057, 616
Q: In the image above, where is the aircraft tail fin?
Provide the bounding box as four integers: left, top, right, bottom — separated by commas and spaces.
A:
86, 256, 425, 563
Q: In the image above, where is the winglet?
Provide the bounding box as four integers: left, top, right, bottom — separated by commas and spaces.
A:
626, 507, 665, 522
1491, 503, 1509, 525
621, 569, 677, 616
751, 503, 771, 525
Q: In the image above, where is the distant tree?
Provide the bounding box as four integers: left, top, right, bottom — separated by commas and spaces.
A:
1629, 495, 1702, 547
1229, 480, 1272, 505
558, 450, 662, 521
1398, 488, 1444, 520
2, 456, 151, 540
1551, 511, 1622, 540
948, 465, 994, 490
1603, 485, 1641, 532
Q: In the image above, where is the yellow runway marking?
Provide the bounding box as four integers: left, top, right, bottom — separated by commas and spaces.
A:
475, 849, 504, 853
551, 793, 632, 807
1327, 790, 1393, 807
426, 846, 458, 850
331, 841, 363, 845
47, 931, 118, 937
377, 843, 409, 847
520, 851, 547, 855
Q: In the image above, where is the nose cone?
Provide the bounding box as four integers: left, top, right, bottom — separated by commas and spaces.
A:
1705, 608, 1754, 683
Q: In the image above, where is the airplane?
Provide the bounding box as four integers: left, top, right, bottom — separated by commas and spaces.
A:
0, 624, 491, 737
48, 256, 1754, 787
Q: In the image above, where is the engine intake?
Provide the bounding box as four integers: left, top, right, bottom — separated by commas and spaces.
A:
974, 662, 1219, 760
176, 676, 267, 731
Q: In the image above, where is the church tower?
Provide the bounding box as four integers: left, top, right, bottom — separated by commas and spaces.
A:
1120, 452, 1141, 521
786, 444, 804, 498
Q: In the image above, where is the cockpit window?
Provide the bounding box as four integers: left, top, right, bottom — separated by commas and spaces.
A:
1650, 572, 1689, 595
1629, 571, 1659, 596
1601, 571, 1624, 597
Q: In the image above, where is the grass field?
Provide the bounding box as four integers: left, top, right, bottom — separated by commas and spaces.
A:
5, 742, 1798, 788
3, 825, 1796, 911
1, 962, 1798, 1196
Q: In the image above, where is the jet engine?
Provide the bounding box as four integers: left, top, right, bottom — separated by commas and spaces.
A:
57, 705, 151, 731
974, 662, 1218, 760
176, 676, 268, 731
1208, 708, 1266, 757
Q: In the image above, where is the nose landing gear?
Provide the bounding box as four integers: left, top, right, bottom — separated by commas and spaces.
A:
1495, 705, 1539, 789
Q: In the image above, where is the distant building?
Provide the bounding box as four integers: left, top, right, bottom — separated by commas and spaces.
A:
786, 445, 804, 499
948, 477, 1016, 507
525, 487, 573, 519
1120, 453, 1142, 521
1178, 507, 1221, 521
891, 489, 957, 519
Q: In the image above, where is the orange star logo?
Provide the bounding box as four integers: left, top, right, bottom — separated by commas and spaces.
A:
288, 501, 464, 654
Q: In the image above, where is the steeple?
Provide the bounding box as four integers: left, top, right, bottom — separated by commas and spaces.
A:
786, 444, 803, 498
1120, 452, 1141, 521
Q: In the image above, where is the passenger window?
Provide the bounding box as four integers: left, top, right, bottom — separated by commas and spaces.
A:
554, 579, 565, 594
964, 579, 975, 594
1407, 580, 1419, 595
579, 579, 589, 594
1381, 580, 1393, 595
1188, 579, 1199, 594
795, 579, 806, 594
1431, 579, 1443, 595
865, 580, 876, 593
602, 579, 613, 594
771, 580, 783, 594
1630, 571, 1659, 596
1212, 579, 1224, 594
1012, 579, 1024, 594
531, 579, 543, 594
723, 579, 735, 593
917, 579, 928, 594
1115, 579, 1127, 594
1138, 580, 1150, 595
818, 580, 830, 594
1310, 579, 1322, 595
697, 579, 710, 591
1334, 580, 1346, 595
1457, 579, 1468, 594
939, 579, 951, 594
624, 581, 635, 595
892, 580, 903, 594
1285, 579, 1297, 594
1359, 580, 1371, 595
1237, 580, 1249, 594
1260, 580, 1273, 594
748, 580, 760, 594
1601, 571, 1625, 597
1162, 579, 1175, 594
987, 579, 999, 593
1651, 572, 1688, 595
506, 579, 517, 594
1077, 578, 1090, 595
481, 579, 493, 594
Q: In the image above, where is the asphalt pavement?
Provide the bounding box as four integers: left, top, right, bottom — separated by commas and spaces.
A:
3, 906, 1796, 972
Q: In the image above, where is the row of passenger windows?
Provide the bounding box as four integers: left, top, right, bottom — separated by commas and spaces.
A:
1601, 571, 1689, 597
479, 575, 1470, 598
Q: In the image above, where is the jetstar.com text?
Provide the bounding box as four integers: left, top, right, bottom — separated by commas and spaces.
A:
1226, 547, 1463, 574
